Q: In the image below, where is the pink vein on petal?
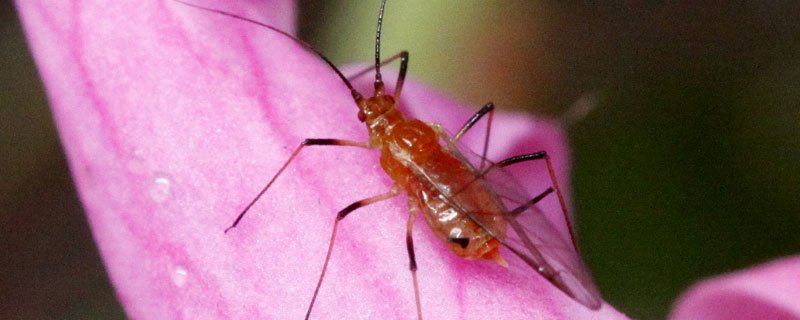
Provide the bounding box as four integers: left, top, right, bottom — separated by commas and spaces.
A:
66, 0, 126, 156
15, 0, 635, 318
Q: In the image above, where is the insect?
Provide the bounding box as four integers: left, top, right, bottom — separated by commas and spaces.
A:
178, 0, 602, 318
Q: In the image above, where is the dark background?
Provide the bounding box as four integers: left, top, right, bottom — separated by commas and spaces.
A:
3, 1, 799, 319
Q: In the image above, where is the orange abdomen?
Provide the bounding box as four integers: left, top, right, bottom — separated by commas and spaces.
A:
380, 134, 506, 264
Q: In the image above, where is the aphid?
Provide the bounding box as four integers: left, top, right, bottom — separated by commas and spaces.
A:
178, 0, 602, 318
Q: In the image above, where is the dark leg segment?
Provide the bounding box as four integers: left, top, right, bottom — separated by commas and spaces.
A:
306, 189, 401, 320
406, 211, 423, 320
225, 138, 368, 233
454, 103, 495, 170
454, 151, 578, 253
454, 102, 494, 142
347, 51, 410, 99
494, 151, 579, 254
509, 187, 555, 217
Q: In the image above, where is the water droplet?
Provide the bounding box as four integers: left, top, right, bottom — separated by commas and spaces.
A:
171, 266, 188, 287
149, 174, 171, 203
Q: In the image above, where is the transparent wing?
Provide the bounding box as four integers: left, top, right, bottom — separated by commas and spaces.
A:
437, 138, 603, 309
502, 200, 602, 309
441, 131, 530, 207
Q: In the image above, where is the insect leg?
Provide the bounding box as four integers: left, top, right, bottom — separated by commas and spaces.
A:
509, 187, 555, 217
453, 102, 494, 142
406, 207, 423, 320
493, 152, 579, 254
453, 102, 495, 169
306, 188, 401, 320
225, 138, 369, 233
393, 51, 409, 99
346, 51, 408, 81
346, 51, 409, 97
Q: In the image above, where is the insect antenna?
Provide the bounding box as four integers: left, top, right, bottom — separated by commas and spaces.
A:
373, 0, 388, 94
173, 0, 365, 103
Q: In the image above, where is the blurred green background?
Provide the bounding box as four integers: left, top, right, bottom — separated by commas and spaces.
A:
3, 1, 799, 319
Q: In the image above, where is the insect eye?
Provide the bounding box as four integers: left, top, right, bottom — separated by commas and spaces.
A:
358, 110, 366, 122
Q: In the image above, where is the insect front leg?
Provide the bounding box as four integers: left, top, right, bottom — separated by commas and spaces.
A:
306, 188, 402, 320
346, 51, 410, 98
225, 138, 370, 233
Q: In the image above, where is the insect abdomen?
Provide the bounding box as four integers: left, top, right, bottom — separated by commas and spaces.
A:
379, 118, 507, 264
408, 151, 507, 265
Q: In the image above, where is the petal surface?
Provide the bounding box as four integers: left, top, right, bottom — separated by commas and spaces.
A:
17, 0, 627, 318
671, 256, 800, 320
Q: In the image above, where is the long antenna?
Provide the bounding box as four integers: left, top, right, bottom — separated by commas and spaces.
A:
373, 0, 388, 92
174, 0, 364, 102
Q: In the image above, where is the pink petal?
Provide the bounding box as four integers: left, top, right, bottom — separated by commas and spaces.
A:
17, 0, 626, 318
670, 256, 800, 320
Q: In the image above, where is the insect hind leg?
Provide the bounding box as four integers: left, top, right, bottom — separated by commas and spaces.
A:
494, 151, 579, 254
509, 187, 555, 217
